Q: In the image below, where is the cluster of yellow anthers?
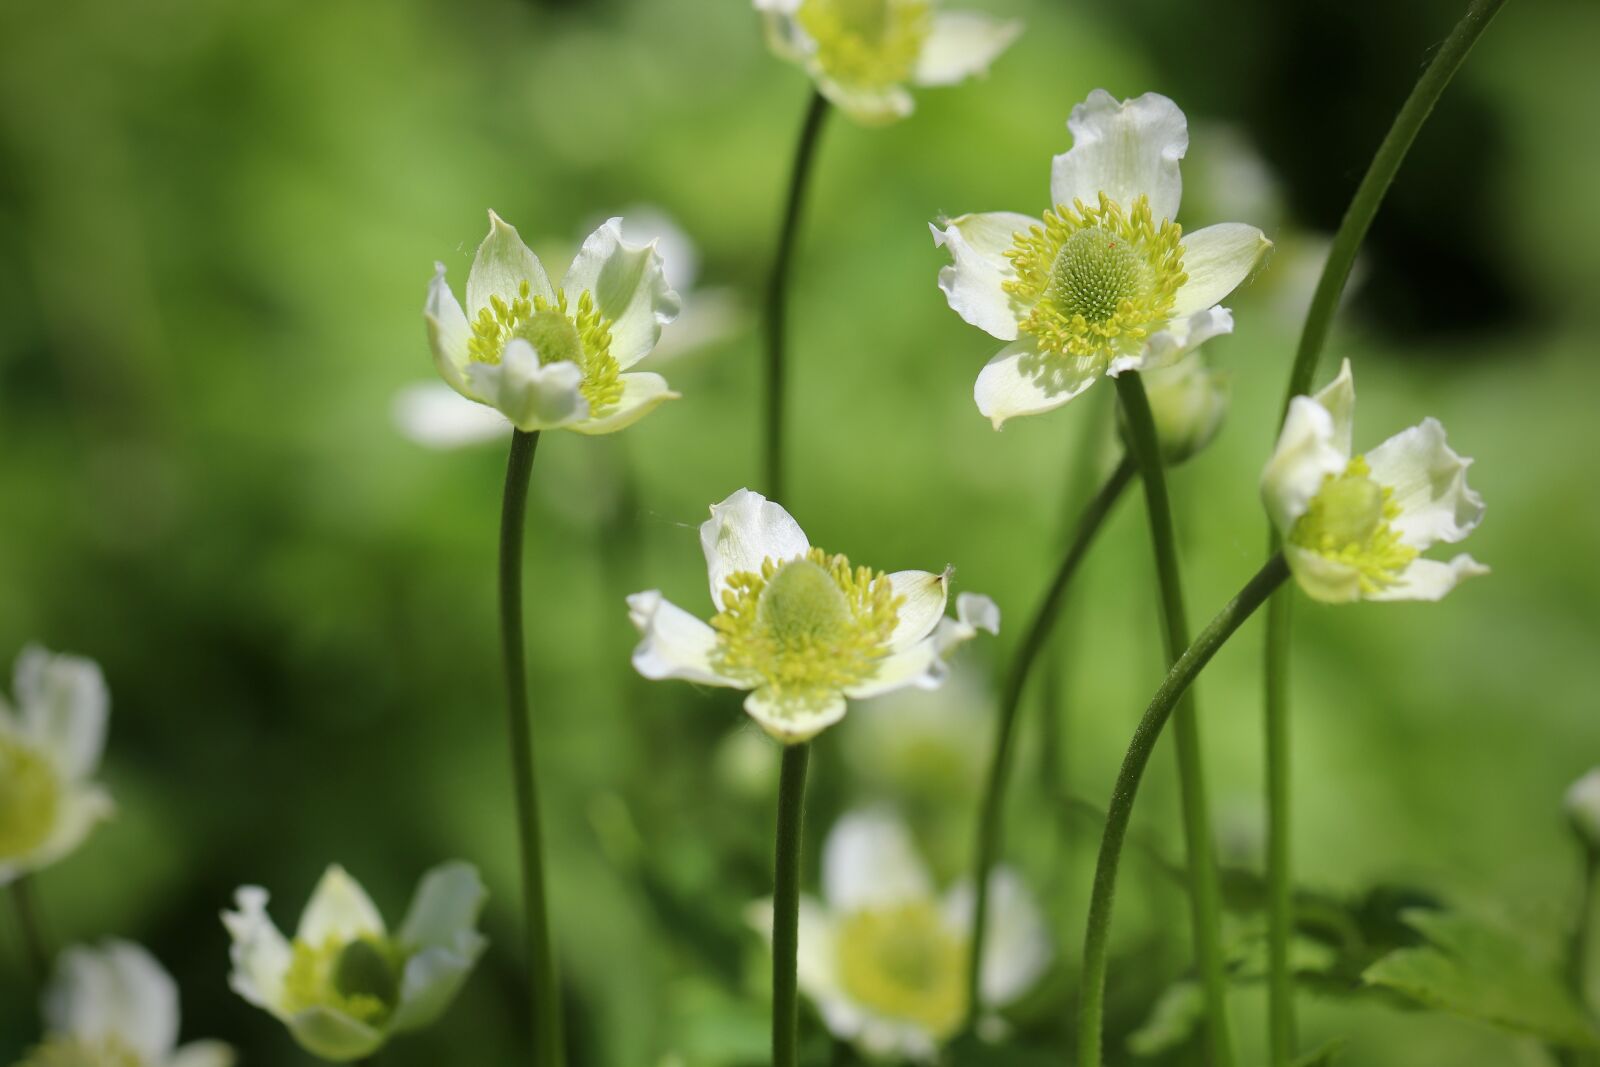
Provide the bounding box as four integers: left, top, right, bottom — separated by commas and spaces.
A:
1004, 192, 1187, 363
711, 547, 903, 700
797, 0, 932, 90
23, 1037, 142, 1067
835, 899, 969, 1039
0, 733, 57, 859
1290, 456, 1419, 593
283, 935, 401, 1026
466, 281, 624, 415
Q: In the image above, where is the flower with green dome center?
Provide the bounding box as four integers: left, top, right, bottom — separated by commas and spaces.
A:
795, 0, 931, 91
1288, 456, 1418, 594
836, 900, 968, 1038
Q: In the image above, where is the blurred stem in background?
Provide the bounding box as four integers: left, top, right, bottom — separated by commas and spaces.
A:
498, 429, 564, 1067
763, 91, 830, 503
1562, 842, 1600, 1067
9, 877, 49, 982
1077, 552, 1291, 1066
1113, 372, 1234, 1067
1262, 0, 1509, 1060
963, 452, 1136, 1029
772, 743, 812, 1067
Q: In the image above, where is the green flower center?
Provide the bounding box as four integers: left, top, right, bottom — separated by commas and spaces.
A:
466, 281, 623, 415
17, 1037, 142, 1067
1288, 456, 1418, 593
836, 900, 968, 1037
796, 0, 931, 90
0, 734, 60, 861
283, 934, 403, 1026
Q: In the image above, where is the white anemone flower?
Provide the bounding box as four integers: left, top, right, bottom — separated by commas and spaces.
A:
755, 0, 1021, 126
1565, 769, 1600, 849
1126, 350, 1229, 466
1261, 359, 1488, 603
424, 211, 681, 437
749, 811, 1050, 1060
931, 90, 1272, 428
223, 863, 488, 1062
627, 489, 999, 743
0, 645, 114, 886
18, 940, 233, 1067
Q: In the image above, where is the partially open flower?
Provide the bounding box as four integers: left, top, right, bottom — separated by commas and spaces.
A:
628, 489, 998, 743
0, 646, 114, 886
223, 863, 487, 1062
755, 0, 1021, 126
1262, 359, 1487, 603
1123, 351, 1229, 465
932, 90, 1271, 428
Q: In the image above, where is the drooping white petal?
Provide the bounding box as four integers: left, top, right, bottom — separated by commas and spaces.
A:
561, 217, 682, 369
935, 592, 1002, 655
1365, 554, 1490, 602
466, 211, 555, 317
169, 1041, 237, 1067
14, 645, 108, 782
464, 341, 589, 432
930, 212, 1035, 341
297, 866, 386, 944
1124, 306, 1234, 375
912, 12, 1022, 87
398, 862, 487, 952
45, 941, 179, 1061
391, 932, 487, 1033
1261, 394, 1349, 534
285, 1006, 385, 1062
1282, 544, 1363, 605
1170, 224, 1272, 318
744, 687, 847, 744
700, 488, 810, 607
886, 570, 949, 651
626, 591, 744, 688
222, 887, 292, 1016
975, 339, 1101, 429
392, 382, 510, 449
822, 810, 932, 913
566, 372, 679, 436
1050, 91, 1188, 224
814, 77, 915, 127
424, 263, 475, 399
1312, 358, 1356, 456
1365, 418, 1485, 550
942, 867, 1052, 1007
842, 640, 942, 701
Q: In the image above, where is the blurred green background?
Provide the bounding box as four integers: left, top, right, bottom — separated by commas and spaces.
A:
2, 0, 1597, 1063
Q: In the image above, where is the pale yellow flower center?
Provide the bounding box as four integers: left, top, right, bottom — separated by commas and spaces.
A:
17, 1037, 142, 1067
836, 900, 968, 1037
466, 281, 623, 415
1289, 455, 1418, 593
0, 733, 60, 861
796, 0, 932, 89
282, 934, 402, 1026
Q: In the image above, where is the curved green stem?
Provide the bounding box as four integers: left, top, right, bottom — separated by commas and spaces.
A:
10, 876, 49, 981
964, 454, 1137, 1024
763, 90, 831, 503
1114, 372, 1234, 1067
499, 429, 563, 1067
773, 742, 813, 1067
1078, 552, 1291, 1066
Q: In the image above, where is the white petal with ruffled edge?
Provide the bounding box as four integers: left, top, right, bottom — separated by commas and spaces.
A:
1261, 394, 1350, 534
1365, 554, 1490, 602
297, 866, 386, 944
744, 687, 846, 744
700, 489, 810, 606
1116, 306, 1235, 376
1050, 91, 1188, 224
466, 211, 555, 317
567, 372, 679, 437
935, 592, 1001, 654
942, 867, 1053, 1007
464, 341, 589, 433
913, 13, 1022, 87
14, 646, 108, 783
626, 591, 743, 687
1365, 418, 1485, 550
1170, 224, 1272, 318
975, 339, 1102, 429
822, 810, 933, 913
222, 887, 292, 1015
930, 212, 1035, 340
561, 218, 682, 369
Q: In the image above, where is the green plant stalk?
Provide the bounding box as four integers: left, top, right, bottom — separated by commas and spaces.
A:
1077, 552, 1291, 1066
963, 454, 1137, 1025
1264, 2, 1508, 1058
1113, 372, 1234, 1067
763, 91, 831, 503
10, 876, 49, 981
773, 742, 813, 1067
1560, 843, 1600, 1067
499, 429, 563, 1067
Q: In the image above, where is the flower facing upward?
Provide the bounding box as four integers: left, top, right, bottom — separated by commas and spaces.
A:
1262, 359, 1488, 603
223, 863, 487, 1062
932, 90, 1272, 428
0, 646, 114, 886
755, 0, 1021, 126
628, 489, 999, 743
425, 212, 681, 435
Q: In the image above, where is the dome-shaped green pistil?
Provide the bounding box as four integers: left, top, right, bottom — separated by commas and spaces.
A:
757, 559, 852, 648
1289, 456, 1418, 592
836, 901, 967, 1035
0, 735, 59, 860
796, 0, 931, 90
465, 281, 624, 413
284, 935, 402, 1025
1048, 227, 1151, 326
516, 308, 583, 367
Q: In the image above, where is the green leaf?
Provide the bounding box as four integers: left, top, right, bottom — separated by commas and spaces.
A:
1290, 1039, 1346, 1066
1125, 980, 1203, 1057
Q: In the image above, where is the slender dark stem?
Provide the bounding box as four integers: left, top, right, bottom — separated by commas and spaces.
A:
1264, 578, 1295, 1061
499, 429, 563, 1067
1113, 372, 1234, 1067
1077, 553, 1291, 1066
773, 743, 812, 1067
763, 90, 830, 503
10, 876, 49, 981
963, 455, 1137, 1023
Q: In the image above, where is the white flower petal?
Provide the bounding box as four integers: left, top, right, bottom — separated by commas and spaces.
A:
1261, 394, 1349, 534
842, 641, 942, 701
626, 591, 743, 688
297, 866, 386, 944
285, 1006, 385, 1062
391, 932, 486, 1034
943, 867, 1052, 1007
930, 212, 1035, 341
45, 941, 179, 1061
700, 488, 810, 607
14, 646, 108, 782
1567, 770, 1600, 846
975, 338, 1101, 429
466, 211, 555, 318
616, 206, 701, 293
392, 382, 510, 449
1171, 224, 1272, 318
1365, 418, 1485, 549
1283, 543, 1363, 605
464, 341, 590, 432
424, 263, 474, 399
822, 810, 932, 913
398, 862, 486, 952
912, 12, 1022, 87
169, 1041, 237, 1067
936, 592, 1001, 654
815, 77, 915, 127
1365, 554, 1490, 602
566, 372, 679, 436
19, 784, 113, 875
1050, 90, 1188, 223
222, 887, 291, 1016
743, 687, 847, 744
1312, 358, 1356, 456
561, 217, 682, 369
1127, 306, 1235, 374
886, 570, 949, 651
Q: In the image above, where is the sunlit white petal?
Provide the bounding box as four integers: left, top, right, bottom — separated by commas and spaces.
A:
1171, 224, 1272, 318
561, 217, 682, 369
626, 591, 743, 688
1050, 91, 1188, 224
930, 212, 1034, 340
700, 489, 810, 606
1365, 418, 1485, 549
912, 13, 1022, 87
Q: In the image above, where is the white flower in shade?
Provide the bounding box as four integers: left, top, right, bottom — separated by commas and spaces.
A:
748, 811, 1050, 1060
19, 940, 233, 1067
423, 211, 681, 436
223, 863, 487, 1062
755, 0, 1021, 126
0, 646, 114, 886
627, 489, 999, 743
1124, 350, 1229, 465
1261, 359, 1488, 603
1566, 769, 1600, 848
931, 90, 1272, 428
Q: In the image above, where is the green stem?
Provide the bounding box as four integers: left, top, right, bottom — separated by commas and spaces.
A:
1114, 372, 1234, 1067
1077, 552, 1291, 1066
1264, 582, 1295, 1062
763, 91, 831, 503
10, 876, 49, 981
499, 429, 563, 1067
773, 742, 813, 1067
964, 454, 1136, 1024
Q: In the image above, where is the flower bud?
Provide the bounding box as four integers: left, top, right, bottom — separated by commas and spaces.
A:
1124, 353, 1229, 465
1566, 769, 1600, 848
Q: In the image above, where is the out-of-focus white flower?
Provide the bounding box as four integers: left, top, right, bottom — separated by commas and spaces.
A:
1262, 359, 1487, 603
628, 489, 998, 743
18, 940, 233, 1067
844, 660, 990, 802
1566, 769, 1600, 848
932, 90, 1271, 428
755, 0, 1021, 126
0, 646, 114, 886
748, 811, 1050, 1060
1126, 350, 1229, 465
223, 863, 487, 1062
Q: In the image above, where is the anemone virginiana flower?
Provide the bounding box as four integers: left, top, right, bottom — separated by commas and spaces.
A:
1262, 359, 1487, 603
0, 645, 114, 886
223, 863, 487, 1062
1131, 350, 1229, 466
749, 810, 1050, 1060
932, 90, 1272, 428
16, 940, 233, 1067
627, 489, 998, 743
424, 211, 681, 436
755, 0, 1021, 126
